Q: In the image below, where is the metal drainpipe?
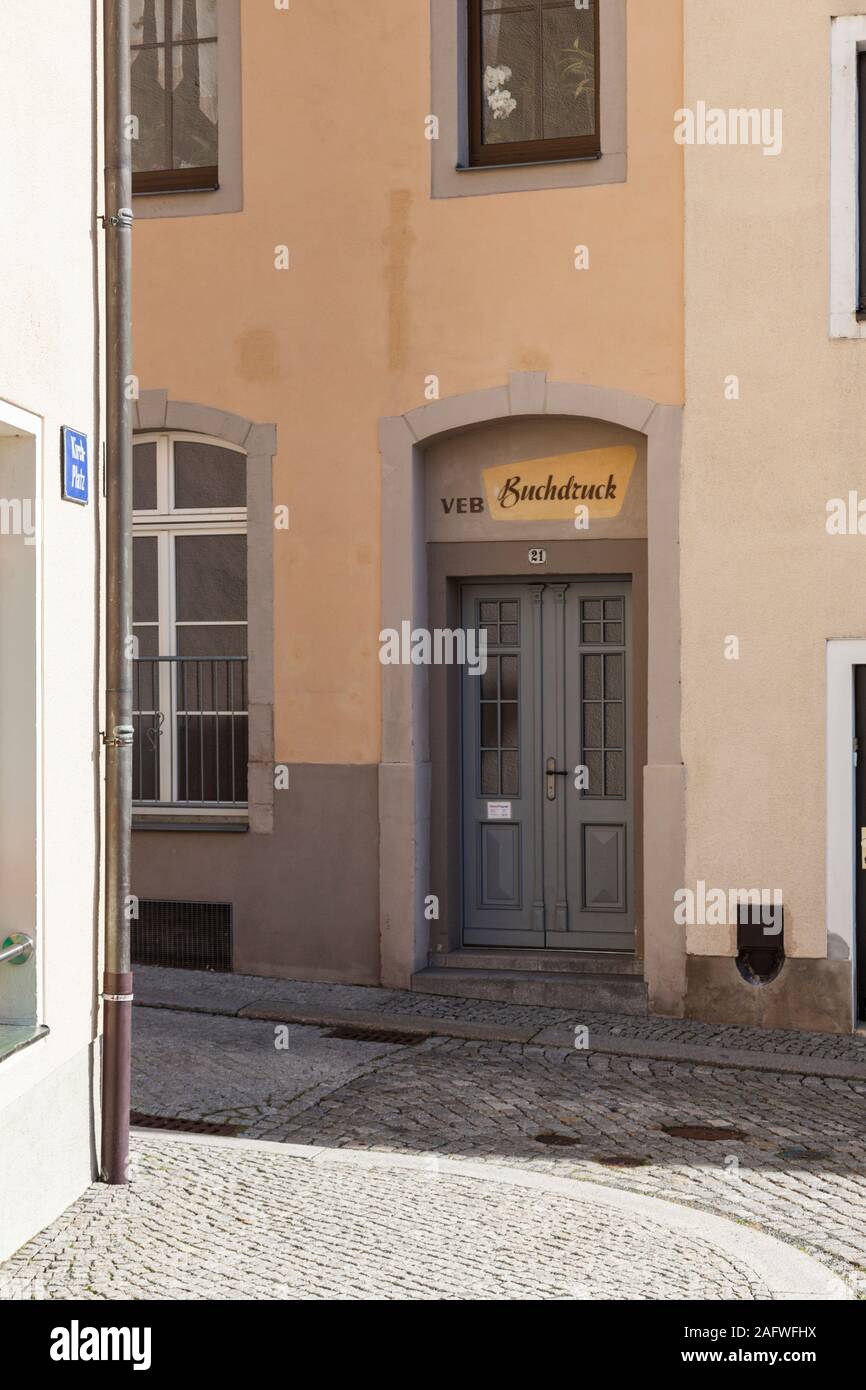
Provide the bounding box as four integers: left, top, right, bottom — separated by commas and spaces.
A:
100, 0, 134, 1185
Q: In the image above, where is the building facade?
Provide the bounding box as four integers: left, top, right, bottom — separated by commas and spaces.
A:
679, 0, 866, 1032
0, 1, 104, 1262
131, 0, 862, 1033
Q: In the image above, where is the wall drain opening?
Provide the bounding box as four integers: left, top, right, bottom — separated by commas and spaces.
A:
130, 1111, 244, 1137
663, 1125, 746, 1142
323, 1026, 428, 1045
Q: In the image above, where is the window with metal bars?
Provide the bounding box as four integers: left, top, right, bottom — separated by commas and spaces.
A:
132, 433, 248, 808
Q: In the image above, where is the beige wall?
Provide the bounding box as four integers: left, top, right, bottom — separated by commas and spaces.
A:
682, 0, 866, 966
0, 0, 103, 1259
133, 0, 684, 769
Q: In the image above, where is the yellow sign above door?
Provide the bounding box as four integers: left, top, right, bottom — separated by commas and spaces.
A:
483, 446, 636, 521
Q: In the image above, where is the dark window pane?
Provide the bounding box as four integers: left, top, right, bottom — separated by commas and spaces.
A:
132, 716, 161, 802
583, 701, 602, 749
604, 653, 624, 700
500, 655, 518, 700
480, 659, 498, 701
481, 11, 539, 145
176, 655, 246, 714
480, 601, 498, 623
605, 750, 625, 798
541, 4, 596, 141
175, 534, 247, 622
176, 624, 247, 658
481, 703, 498, 748
133, 625, 159, 659
133, 535, 159, 622
582, 622, 602, 644
499, 623, 519, 645
176, 714, 247, 804
501, 750, 519, 796
604, 622, 623, 645
172, 0, 218, 41
501, 703, 518, 749
172, 42, 218, 170
583, 653, 602, 700
481, 750, 499, 795
583, 600, 602, 621
500, 601, 518, 623
605, 702, 624, 749
131, 46, 169, 173
604, 598, 623, 621
131, 0, 166, 46
133, 654, 160, 711
133, 442, 158, 510
173, 441, 246, 508
584, 749, 602, 796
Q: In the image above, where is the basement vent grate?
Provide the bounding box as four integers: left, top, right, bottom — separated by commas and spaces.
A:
131, 899, 232, 972
130, 1111, 244, 1137
323, 1026, 428, 1046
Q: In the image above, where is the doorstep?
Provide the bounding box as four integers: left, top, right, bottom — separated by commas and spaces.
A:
431, 947, 643, 976
412, 964, 648, 1015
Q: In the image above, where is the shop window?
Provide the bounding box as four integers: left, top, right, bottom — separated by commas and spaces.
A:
467, 0, 600, 167
131, 0, 219, 194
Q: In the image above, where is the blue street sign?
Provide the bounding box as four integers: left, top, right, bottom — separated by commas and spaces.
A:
62, 426, 89, 505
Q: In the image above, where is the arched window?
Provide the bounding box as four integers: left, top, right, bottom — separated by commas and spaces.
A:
132, 433, 247, 808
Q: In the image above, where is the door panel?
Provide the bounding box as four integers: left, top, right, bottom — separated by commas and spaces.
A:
461, 579, 635, 951
553, 582, 634, 948
461, 584, 544, 945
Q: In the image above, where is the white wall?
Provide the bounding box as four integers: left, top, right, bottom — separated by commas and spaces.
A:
0, 0, 103, 1259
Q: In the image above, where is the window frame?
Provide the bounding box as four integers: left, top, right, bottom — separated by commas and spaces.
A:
466, 0, 601, 168
830, 16, 866, 338
132, 432, 248, 811
131, 0, 220, 196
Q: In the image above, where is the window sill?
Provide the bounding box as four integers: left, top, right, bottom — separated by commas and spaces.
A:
0, 1023, 48, 1064
457, 152, 603, 172
133, 814, 248, 833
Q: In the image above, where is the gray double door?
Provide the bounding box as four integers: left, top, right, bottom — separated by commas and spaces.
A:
461, 580, 634, 951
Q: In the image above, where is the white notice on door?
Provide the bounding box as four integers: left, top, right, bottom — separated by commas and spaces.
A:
487, 802, 512, 820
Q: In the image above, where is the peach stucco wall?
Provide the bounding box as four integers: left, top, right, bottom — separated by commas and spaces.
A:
132, 0, 683, 765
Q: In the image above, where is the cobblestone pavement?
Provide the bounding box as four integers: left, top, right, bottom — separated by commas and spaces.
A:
136, 965, 866, 1061
5, 978, 866, 1300
127, 1006, 866, 1294
0, 1136, 840, 1300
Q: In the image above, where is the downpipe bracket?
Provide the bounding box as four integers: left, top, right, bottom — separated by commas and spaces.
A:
101, 207, 134, 229
102, 724, 134, 748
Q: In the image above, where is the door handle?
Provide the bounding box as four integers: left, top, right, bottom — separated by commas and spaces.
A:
546, 756, 568, 800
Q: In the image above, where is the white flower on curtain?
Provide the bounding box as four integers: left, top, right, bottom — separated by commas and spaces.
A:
484, 64, 517, 120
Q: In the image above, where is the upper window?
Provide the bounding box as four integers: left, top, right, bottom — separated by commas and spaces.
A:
467, 0, 600, 167
131, 0, 219, 195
